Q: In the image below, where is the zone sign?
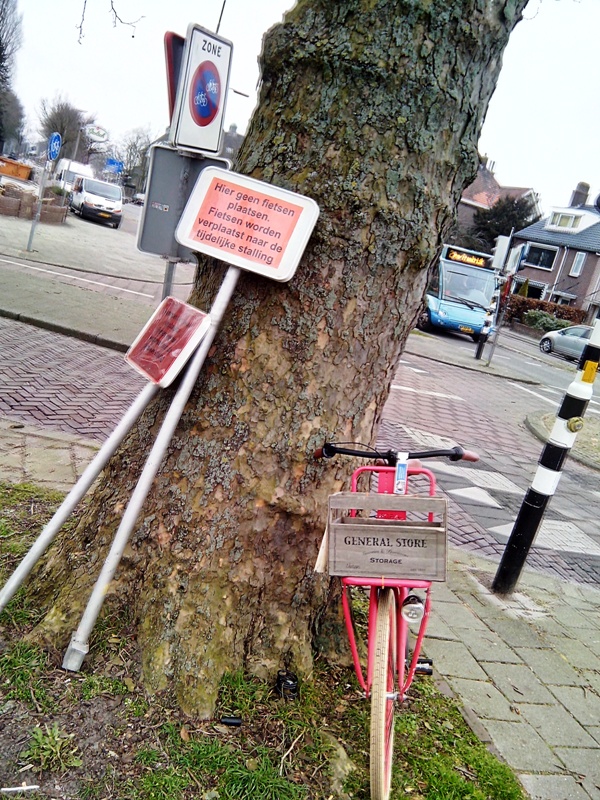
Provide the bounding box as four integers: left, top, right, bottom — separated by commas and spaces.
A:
169, 23, 233, 155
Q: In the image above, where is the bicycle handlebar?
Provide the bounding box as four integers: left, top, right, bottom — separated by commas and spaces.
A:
314, 442, 479, 465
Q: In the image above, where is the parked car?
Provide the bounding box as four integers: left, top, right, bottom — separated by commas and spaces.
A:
539, 325, 593, 360
69, 176, 123, 228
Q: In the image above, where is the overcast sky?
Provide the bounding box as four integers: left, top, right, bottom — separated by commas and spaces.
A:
12, 0, 600, 214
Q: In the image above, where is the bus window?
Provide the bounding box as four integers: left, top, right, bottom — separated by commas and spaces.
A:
427, 267, 440, 296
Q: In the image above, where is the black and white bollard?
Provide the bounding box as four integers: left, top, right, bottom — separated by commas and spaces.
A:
492, 320, 600, 594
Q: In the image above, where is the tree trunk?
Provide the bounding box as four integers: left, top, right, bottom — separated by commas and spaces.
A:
30, 0, 528, 717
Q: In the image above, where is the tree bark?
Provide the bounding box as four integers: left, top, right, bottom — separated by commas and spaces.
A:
30, 0, 528, 717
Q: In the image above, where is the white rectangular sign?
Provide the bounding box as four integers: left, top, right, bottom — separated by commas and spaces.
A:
175, 167, 320, 282
170, 24, 233, 154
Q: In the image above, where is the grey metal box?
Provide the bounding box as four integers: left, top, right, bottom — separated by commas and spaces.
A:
137, 143, 230, 261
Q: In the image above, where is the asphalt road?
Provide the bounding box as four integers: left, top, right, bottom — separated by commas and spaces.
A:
417, 329, 599, 419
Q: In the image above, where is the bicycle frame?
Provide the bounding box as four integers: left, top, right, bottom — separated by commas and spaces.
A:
341, 465, 437, 700
342, 578, 431, 699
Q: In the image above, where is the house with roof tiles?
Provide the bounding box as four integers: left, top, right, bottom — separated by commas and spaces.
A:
510, 182, 600, 322
457, 157, 541, 232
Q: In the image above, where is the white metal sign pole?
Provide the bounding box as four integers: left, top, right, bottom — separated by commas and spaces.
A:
62, 266, 241, 671
0, 383, 159, 615
26, 162, 49, 252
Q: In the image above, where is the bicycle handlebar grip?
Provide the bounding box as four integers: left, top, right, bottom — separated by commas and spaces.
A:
461, 449, 480, 462
314, 442, 336, 459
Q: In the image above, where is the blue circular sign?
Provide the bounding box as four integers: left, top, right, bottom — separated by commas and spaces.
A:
188, 61, 221, 127
48, 132, 62, 161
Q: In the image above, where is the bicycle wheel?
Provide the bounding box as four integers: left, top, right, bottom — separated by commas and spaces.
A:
370, 587, 397, 800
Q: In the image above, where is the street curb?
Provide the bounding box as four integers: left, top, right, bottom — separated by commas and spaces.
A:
404, 339, 540, 385
525, 412, 600, 472
0, 308, 128, 353
0, 416, 100, 452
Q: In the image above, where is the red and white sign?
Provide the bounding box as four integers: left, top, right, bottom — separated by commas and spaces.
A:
169, 24, 233, 155
125, 297, 211, 387
175, 167, 320, 282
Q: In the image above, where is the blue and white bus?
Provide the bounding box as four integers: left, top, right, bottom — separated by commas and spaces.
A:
418, 244, 498, 341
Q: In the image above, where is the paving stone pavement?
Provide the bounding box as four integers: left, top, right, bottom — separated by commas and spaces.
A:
379, 339, 600, 588
0, 219, 600, 797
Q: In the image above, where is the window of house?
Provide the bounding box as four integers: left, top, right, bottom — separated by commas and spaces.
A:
569, 251, 586, 277
549, 213, 581, 230
524, 245, 557, 271
512, 280, 546, 300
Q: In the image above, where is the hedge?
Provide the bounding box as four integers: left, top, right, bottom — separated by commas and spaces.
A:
503, 295, 586, 325
522, 310, 571, 333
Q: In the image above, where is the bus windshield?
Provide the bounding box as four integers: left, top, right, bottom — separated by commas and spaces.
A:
440, 262, 496, 310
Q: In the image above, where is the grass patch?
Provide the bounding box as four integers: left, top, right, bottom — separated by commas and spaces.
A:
0, 481, 66, 628
21, 722, 82, 773
80, 674, 131, 701
0, 640, 56, 712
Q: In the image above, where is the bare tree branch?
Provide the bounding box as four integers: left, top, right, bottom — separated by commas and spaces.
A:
109, 1, 144, 38
77, 1, 144, 44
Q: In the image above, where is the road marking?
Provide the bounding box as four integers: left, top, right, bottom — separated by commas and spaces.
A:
448, 487, 502, 507
427, 461, 522, 492
0, 257, 155, 298
509, 381, 599, 416
391, 384, 463, 400
489, 520, 600, 556
538, 385, 600, 410
397, 360, 428, 374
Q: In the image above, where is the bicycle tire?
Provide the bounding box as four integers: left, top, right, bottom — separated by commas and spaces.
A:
370, 588, 397, 800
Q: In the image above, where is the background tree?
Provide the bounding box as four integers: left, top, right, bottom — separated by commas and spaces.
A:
30, 0, 530, 717
117, 126, 152, 192
38, 96, 96, 161
0, 86, 23, 151
470, 195, 541, 251
0, 0, 22, 152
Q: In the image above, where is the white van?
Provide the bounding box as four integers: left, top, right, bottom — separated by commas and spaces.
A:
54, 159, 94, 192
69, 176, 123, 229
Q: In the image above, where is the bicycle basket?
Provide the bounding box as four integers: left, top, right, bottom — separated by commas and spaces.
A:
327, 492, 448, 581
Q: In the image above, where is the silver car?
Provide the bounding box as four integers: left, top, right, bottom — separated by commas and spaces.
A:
539, 325, 593, 360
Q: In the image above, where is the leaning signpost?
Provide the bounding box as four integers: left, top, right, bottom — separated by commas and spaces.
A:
61, 172, 319, 671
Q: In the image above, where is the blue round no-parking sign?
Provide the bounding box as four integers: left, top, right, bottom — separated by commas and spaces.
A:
188, 61, 221, 127
47, 132, 62, 161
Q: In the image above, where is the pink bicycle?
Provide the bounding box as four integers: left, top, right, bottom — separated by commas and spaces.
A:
315, 442, 478, 800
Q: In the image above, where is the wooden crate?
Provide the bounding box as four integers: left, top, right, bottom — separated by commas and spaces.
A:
328, 492, 447, 581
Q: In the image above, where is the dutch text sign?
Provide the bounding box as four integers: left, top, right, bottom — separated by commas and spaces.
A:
175, 167, 320, 282
170, 24, 233, 154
